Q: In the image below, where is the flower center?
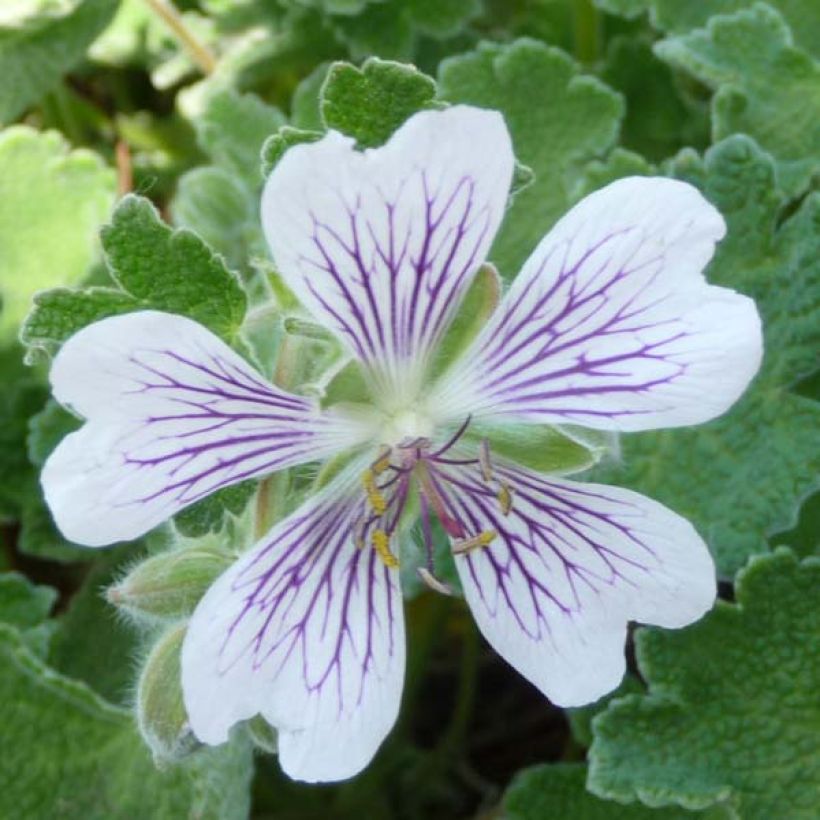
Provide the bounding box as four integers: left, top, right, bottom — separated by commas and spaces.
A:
380, 407, 435, 447
355, 416, 511, 592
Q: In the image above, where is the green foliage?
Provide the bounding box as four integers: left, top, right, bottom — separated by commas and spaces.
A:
0, 0, 118, 124
597, 136, 820, 576
601, 35, 709, 161
173, 480, 257, 539
0, 572, 56, 628
588, 549, 819, 818
22, 195, 247, 357
438, 39, 623, 277
0, 126, 115, 343
624, 0, 820, 59
321, 58, 439, 147
0, 622, 253, 819
655, 4, 820, 195
47, 550, 140, 703
505, 763, 709, 819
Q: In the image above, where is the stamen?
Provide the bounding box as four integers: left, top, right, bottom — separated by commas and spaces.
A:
417, 567, 453, 596
362, 469, 387, 516
497, 482, 514, 516
372, 529, 400, 568
430, 415, 472, 457
453, 530, 497, 555
478, 439, 493, 483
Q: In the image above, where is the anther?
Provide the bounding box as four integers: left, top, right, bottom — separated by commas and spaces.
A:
452, 530, 497, 555
497, 483, 514, 516
479, 439, 493, 483
372, 529, 400, 568
362, 470, 387, 516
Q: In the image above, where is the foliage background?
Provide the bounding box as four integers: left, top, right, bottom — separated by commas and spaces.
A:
0, 0, 817, 818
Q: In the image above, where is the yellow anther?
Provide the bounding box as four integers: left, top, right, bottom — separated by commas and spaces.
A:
453, 530, 497, 555
497, 483, 514, 516
372, 529, 400, 568
362, 469, 387, 516
371, 446, 392, 476
479, 439, 493, 483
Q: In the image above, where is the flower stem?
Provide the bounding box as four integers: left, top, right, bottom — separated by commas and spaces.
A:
141, 0, 216, 76
573, 0, 602, 65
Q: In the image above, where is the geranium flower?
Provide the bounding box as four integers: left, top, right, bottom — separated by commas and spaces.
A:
41, 106, 762, 783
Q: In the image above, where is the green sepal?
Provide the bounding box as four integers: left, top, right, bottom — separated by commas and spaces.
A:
108, 545, 233, 620
136, 622, 196, 762
174, 480, 258, 539
474, 422, 609, 477
321, 362, 374, 408
428, 262, 501, 384
247, 716, 279, 755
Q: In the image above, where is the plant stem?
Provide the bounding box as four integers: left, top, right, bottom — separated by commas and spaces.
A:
574, 0, 601, 65
142, 0, 217, 76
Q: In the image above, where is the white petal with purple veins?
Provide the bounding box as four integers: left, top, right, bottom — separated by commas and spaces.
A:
182, 474, 405, 783
439, 461, 715, 706
434, 177, 762, 431
261, 106, 514, 399
42, 311, 368, 546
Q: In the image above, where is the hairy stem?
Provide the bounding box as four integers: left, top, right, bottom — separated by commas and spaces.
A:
142, 0, 216, 75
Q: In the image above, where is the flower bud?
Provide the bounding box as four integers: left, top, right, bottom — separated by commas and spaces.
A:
107, 546, 232, 619
136, 622, 195, 762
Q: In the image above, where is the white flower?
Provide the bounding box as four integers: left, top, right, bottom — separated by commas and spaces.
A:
41, 106, 762, 783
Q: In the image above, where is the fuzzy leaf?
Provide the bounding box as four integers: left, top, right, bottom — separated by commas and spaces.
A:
631, 0, 820, 59
505, 763, 715, 819
596, 136, 820, 576
0, 0, 118, 123
438, 39, 623, 278
0, 127, 115, 343
588, 549, 819, 819
0, 572, 56, 629
22, 195, 247, 357
321, 57, 438, 148
655, 4, 820, 195
0, 622, 253, 819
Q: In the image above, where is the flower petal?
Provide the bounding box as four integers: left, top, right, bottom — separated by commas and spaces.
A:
182, 476, 405, 782
42, 311, 367, 547
439, 461, 715, 705
261, 106, 514, 396
434, 177, 762, 431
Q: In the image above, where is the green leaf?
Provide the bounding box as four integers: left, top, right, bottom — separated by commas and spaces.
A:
0, 127, 115, 343
332, 4, 415, 62
0, 572, 56, 629
27, 397, 81, 467
406, 0, 480, 37
260, 127, 324, 177
636, 0, 820, 60
47, 549, 139, 702
194, 88, 286, 189
171, 166, 262, 268
291, 62, 332, 131
0, 0, 118, 123
173, 479, 257, 538
567, 675, 643, 749
601, 35, 709, 161
0, 622, 253, 819
321, 57, 438, 148
505, 763, 711, 819
595, 136, 820, 576
655, 4, 820, 195
438, 39, 623, 278
588, 549, 820, 819
22, 195, 247, 357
